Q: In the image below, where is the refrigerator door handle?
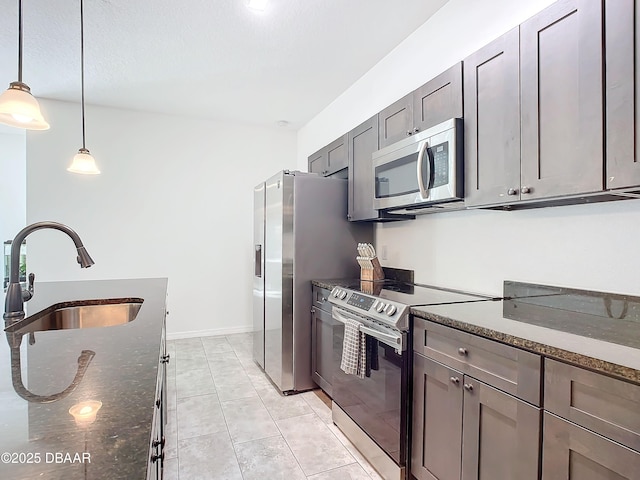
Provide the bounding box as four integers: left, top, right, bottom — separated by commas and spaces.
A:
254, 244, 262, 277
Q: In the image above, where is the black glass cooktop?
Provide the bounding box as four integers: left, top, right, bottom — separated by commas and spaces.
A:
504, 281, 640, 349
352, 279, 493, 306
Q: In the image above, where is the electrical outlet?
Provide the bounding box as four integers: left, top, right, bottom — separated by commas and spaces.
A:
381, 245, 388, 261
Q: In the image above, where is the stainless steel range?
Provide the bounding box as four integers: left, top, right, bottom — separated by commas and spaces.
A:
328, 281, 491, 480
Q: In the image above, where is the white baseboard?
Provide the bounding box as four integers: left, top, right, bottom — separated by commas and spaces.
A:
167, 324, 253, 341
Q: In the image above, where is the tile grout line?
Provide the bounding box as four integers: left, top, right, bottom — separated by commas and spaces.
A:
170, 335, 376, 480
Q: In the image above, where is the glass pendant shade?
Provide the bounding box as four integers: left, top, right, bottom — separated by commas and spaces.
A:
67, 148, 100, 175
68, 0, 100, 175
0, 81, 49, 130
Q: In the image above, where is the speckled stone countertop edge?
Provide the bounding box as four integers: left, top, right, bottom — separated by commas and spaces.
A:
412, 308, 640, 385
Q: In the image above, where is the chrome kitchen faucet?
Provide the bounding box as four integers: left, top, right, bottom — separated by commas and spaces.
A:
3, 221, 95, 322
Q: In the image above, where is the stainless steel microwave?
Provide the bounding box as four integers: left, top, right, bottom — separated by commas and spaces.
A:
373, 118, 463, 212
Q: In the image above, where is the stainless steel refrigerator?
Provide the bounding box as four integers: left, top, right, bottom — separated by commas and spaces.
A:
253, 170, 372, 393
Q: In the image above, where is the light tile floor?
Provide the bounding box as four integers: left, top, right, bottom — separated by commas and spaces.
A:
164, 333, 383, 480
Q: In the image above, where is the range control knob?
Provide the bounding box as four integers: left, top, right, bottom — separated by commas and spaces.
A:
332, 288, 339, 298
385, 304, 397, 316
338, 290, 347, 300
376, 302, 386, 313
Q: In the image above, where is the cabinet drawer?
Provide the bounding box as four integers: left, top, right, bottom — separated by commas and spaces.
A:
413, 318, 541, 405
542, 412, 640, 480
545, 359, 640, 451
312, 286, 332, 312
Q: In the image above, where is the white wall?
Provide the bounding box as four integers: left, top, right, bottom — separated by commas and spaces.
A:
26, 99, 296, 338
297, 0, 640, 298
297, 0, 556, 164
0, 130, 26, 245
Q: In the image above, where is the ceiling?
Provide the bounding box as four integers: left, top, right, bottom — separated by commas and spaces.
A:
0, 0, 448, 130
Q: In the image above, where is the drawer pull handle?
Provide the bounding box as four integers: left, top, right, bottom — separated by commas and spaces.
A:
464, 383, 474, 392
457, 347, 468, 356
450, 376, 460, 385
151, 452, 164, 463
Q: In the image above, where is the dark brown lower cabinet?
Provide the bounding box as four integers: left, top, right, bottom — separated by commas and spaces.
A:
542, 412, 640, 480
411, 353, 540, 480
311, 305, 334, 396
412, 354, 463, 480
461, 378, 540, 480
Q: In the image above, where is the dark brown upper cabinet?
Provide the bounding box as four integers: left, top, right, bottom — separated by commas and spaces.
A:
465, 0, 606, 208
464, 28, 521, 208
604, 0, 640, 190
520, 0, 604, 200
308, 134, 348, 177
347, 115, 379, 221
378, 63, 463, 149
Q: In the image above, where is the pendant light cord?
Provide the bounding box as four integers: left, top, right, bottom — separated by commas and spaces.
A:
17, 0, 23, 83
80, 0, 86, 149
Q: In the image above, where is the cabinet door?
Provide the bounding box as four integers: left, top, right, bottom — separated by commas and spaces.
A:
348, 115, 379, 221
604, 0, 640, 190
309, 149, 328, 175
412, 354, 463, 480
413, 62, 463, 133
542, 412, 640, 480
378, 93, 414, 148
464, 28, 521, 207
311, 307, 334, 396
461, 378, 540, 480
326, 134, 348, 176
520, 0, 603, 200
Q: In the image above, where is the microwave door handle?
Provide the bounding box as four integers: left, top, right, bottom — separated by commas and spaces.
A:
416, 140, 430, 199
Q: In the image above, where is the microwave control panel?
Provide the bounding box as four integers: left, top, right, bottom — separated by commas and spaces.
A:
429, 141, 449, 188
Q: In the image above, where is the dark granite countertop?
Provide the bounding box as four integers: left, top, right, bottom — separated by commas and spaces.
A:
412, 299, 640, 385
0, 278, 168, 480
312, 278, 361, 291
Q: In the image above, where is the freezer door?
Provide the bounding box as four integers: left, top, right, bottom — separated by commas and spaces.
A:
264, 172, 294, 391
253, 182, 266, 368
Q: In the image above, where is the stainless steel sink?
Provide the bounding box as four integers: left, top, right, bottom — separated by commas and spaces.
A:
5, 298, 144, 334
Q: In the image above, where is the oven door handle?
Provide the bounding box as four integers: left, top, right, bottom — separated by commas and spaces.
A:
416, 139, 430, 200
332, 308, 405, 352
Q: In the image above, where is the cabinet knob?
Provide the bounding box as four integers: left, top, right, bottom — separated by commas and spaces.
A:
521, 186, 531, 194
507, 188, 518, 196
464, 383, 474, 392
152, 436, 166, 448
161, 354, 171, 364
413, 128, 419, 133
450, 376, 460, 385
457, 347, 468, 356
406, 130, 413, 136
151, 452, 165, 463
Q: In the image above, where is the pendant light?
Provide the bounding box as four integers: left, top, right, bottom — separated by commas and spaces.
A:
0, 0, 49, 130
67, 0, 100, 175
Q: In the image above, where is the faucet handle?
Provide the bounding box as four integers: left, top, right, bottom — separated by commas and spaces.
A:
21, 273, 35, 302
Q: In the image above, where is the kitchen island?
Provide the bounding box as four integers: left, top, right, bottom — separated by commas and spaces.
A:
0, 278, 168, 480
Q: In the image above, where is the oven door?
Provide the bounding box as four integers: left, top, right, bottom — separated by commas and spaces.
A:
331, 307, 409, 468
